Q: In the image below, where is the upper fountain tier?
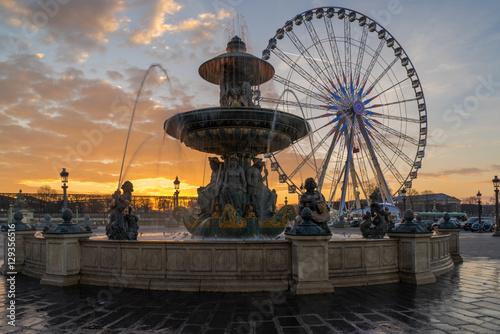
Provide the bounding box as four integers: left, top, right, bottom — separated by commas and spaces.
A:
198, 35, 275, 87
164, 35, 309, 155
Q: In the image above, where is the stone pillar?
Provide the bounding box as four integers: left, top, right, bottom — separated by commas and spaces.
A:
285, 208, 334, 294
434, 213, 463, 263
1, 231, 36, 275
387, 209, 435, 285
388, 232, 436, 285
40, 209, 92, 286
0, 211, 36, 275
434, 228, 462, 263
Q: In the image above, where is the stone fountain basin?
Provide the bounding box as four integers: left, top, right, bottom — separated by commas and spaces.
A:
164, 107, 310, 155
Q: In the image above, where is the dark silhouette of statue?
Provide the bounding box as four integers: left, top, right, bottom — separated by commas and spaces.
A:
246, 157, 274, 217
360, 202, 388, 239
221, 157, 247, 216
298, 177, 331, 233
106, 181, 139, 240
198, 157, 223, 214
13, 189, 31, 211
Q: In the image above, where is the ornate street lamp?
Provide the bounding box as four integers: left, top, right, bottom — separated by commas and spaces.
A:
477, 190, 483, 233
60, 168, 69, 210
493, 176, 500, 237
401, 188, 407, 212
173, 176, 180, 209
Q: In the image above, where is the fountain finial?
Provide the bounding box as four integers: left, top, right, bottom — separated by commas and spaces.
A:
226, 35, 247, 52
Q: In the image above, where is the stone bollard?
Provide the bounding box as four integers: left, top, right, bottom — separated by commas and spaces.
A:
41, 209, 92, 286
434, 213, 463, 263
0, 211, 37, 275
285, 208, 334, 294
387, 209, 436, 285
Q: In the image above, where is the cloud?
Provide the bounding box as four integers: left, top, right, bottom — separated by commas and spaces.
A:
0, 0, 126, 61
418, 166, 497, 179
129, 0, 232, 45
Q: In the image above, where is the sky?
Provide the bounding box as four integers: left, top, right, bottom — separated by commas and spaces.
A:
0, 0, 499, 204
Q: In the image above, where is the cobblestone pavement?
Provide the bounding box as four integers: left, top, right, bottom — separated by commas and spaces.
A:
1, 232, 499, 333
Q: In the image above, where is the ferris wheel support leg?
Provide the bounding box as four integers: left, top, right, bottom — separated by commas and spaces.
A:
317, 127, 342, 193
350, 164, 362, 210
357, 118, 393, 205
339, 116, 356, 216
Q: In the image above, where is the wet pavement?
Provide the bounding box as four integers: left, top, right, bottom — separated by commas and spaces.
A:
1, 230, 500, 333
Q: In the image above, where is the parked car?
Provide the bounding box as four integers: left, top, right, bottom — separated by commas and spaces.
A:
471, 218, 494, 232
463, 217, 479, 231
433, 217, 461, 229
350, 220, 361, 227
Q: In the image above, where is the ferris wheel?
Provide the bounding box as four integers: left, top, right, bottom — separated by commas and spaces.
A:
259, 7, 427, 215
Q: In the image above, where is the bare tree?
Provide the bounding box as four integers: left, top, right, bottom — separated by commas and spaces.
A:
406, 188, 419, 210
36, 185, 57, 212
462, 196, 477, 205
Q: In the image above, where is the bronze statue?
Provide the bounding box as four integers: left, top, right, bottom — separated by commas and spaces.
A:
360, 202, 388, 239
246, 158, 274, 217
197, 157, 223, 214
106, 181, 139, 240
298, 177, 331, 233
221, 157, 247, 216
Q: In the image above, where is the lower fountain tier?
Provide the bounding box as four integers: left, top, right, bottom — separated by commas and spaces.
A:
164, 107, 310, 155
173, 204, 297, 238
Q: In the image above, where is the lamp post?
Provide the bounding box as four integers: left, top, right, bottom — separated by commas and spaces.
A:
477, 190, 483, 233
60, 168, 69, 210
493, 176, 500, 237
401, 188, 407, 212
9, 202, 13, 224
173, 176, 180, 209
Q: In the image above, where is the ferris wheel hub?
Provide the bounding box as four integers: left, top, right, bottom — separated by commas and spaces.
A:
353, 101, 365, 115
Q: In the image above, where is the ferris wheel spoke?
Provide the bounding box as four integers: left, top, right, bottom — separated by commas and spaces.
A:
362, 126, 406, 185
363, 77, 410, 105
324, 17, 348, 93
362, 56, 399, 98
355, 38, 385, 99
368, 128, 413, 168
289, 118, 346, 180
273, 74, 332, 105
272, 47, 333, 99
353, 24, 369, 91
304, 19, 340, 93
365, 97, 419, 109
366, 111, 422, 124
344, 17, 353, 100
259, 96, 340, 112
285, 29, 333, 92
364, 118, 419, 146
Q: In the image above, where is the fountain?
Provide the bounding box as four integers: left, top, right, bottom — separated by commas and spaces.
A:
0, 10, 459, 294
165, 36, 309, 238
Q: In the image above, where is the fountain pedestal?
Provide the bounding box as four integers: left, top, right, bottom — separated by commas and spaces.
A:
434, 228, 463, 263
40, 233, 92, 286
41, 209, 92, 286
387, 232, 436, 285
286, 234, 334, 294
0, 230, 36, 275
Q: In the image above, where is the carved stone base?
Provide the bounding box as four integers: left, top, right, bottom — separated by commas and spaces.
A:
399, 271, 436, 285
290, 281, 334, 295
41, 274, 81, 286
